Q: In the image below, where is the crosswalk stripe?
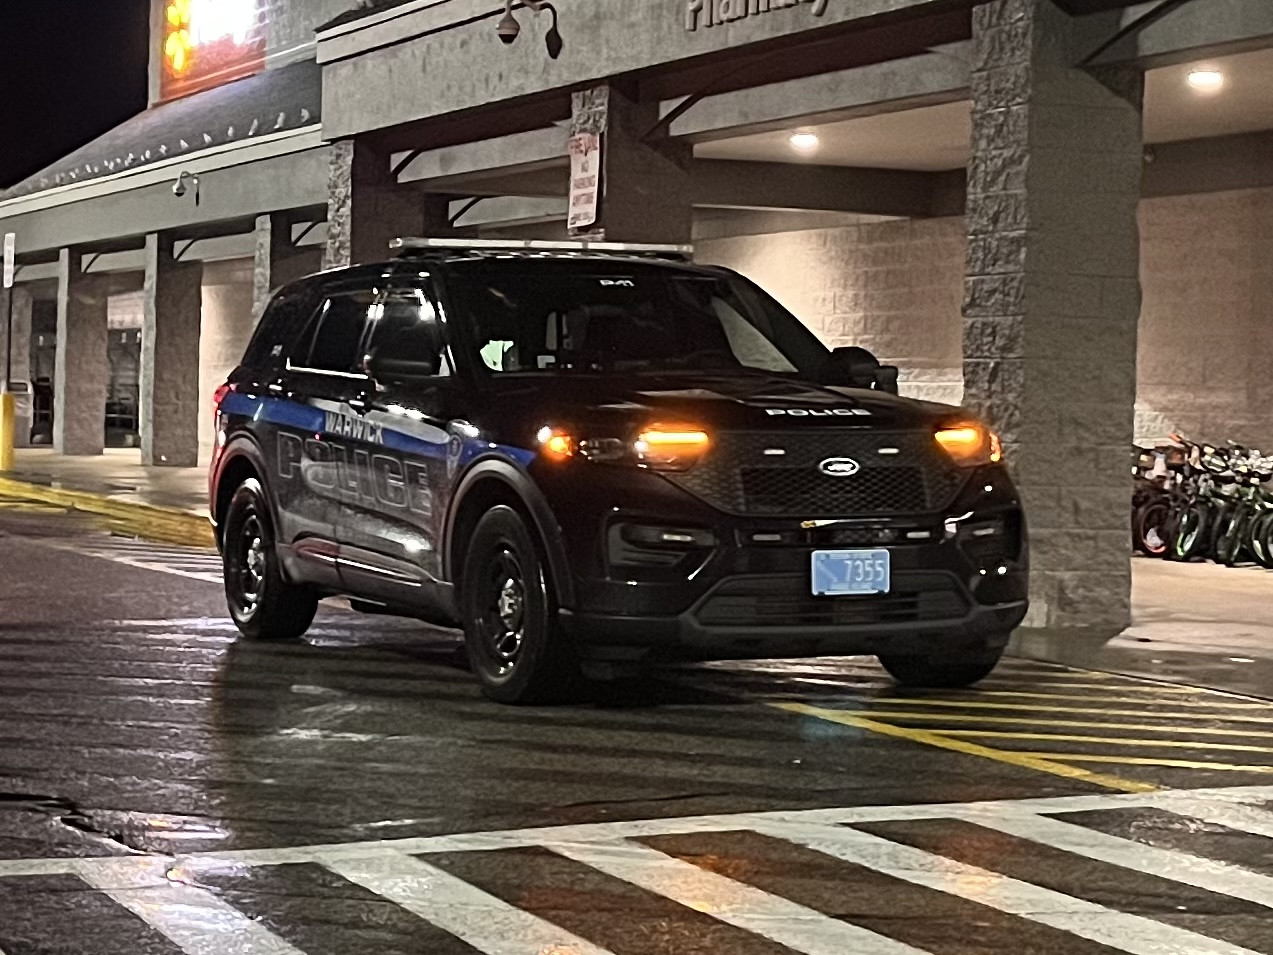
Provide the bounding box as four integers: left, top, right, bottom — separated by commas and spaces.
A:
75, 859, 306, 955
1160, 798, 1273, 840
956, 810, 1273, 910
547, 837, 928, 955
752, 820, 1266, 955
322, 851, 620, 955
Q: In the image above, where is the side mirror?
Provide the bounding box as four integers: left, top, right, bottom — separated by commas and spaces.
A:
822, 346, 899, 395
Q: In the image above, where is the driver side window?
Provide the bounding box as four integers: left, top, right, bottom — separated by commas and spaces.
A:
365, 286, 450, 377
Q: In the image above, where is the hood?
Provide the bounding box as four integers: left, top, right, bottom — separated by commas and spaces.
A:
468, 371, 964, 442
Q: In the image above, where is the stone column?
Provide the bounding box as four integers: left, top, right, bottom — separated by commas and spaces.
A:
140, 233, 203, 467
962, 0, 1144, 633
324, 141, 452, 269
0, 286, 34, 447
253, 213, 320, 319
571, 85, 693, 244
54, 249, 109, 456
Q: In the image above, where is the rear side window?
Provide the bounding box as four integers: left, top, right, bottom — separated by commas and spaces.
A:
304, 290, 376, 373
366, 286, 450, 377
242, 285, 319, 370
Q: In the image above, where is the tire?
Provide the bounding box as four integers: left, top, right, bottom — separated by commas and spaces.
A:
1173, 505, 1210, 561
222, 477, 318, 641
1219, 508, 1254, 567
460, 505, 581, 704
878, 643, 1005, 689
1210, 506, 1239, 564
1253, 512, 1273, 569
1133, 499, 1170, 557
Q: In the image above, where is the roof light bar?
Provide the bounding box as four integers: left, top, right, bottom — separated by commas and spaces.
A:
390, 237, 694, 259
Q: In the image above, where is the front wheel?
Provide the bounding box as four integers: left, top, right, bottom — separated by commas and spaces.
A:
460, 506, 582, 704
222, 477, 318, 641
878, 643, 1004, 689
1252, 511, 1273, 569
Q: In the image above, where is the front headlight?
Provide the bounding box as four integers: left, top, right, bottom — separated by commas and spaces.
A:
536, 423, 711, 471
934, 423, 1003, 467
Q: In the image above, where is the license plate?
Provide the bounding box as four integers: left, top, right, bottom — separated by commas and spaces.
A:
811, 549, 891, 596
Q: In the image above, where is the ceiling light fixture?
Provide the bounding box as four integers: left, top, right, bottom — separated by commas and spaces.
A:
788, 131, 820, 152
1186, 68, 1225, 91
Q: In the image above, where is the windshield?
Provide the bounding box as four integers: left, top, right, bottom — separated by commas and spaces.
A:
447, 260, 830, 378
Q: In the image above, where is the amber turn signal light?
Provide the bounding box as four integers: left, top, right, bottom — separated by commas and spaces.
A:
636, 427, 710, 471
934, 424, 1003, 467
537, 427, 576, 461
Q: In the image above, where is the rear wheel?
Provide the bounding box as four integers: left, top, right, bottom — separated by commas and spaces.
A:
1133, 499, 1170, 557
1252, 512, 1273, 569
460, 506, 582, 704
878, 643, 1005, 689
1173, 505, 1211, 561
222, 478, 318, 641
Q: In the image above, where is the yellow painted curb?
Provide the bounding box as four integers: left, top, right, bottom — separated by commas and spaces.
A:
0, 475, 215, 548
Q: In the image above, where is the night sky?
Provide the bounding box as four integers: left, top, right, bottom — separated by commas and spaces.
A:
1, 1, 151, 189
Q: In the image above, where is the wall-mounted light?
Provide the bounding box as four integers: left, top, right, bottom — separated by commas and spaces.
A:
496, 0, 564, 60
173, 171, 201, 206
1186, 68, 1224, 91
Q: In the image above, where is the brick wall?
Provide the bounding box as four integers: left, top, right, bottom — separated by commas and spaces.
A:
1137, 186, 1273, 449
697, 217, 966, 407
699, 190, 1273, 451
198, 259, 256, 464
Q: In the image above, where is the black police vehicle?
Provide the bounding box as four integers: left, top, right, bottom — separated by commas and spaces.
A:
210, 238, 1027, 703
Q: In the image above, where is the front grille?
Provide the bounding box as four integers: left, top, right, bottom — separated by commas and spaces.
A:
694, 574, 967, 628
741, 465, 927, 514
667, 430, 965, 517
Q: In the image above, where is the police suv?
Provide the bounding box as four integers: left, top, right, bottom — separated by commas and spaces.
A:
210, 239, 1027, 703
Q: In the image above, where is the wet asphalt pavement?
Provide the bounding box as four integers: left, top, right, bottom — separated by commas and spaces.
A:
3, 500, 1273, 954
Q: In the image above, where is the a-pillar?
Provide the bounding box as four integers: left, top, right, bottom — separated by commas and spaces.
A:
0, 286, 34, 447
962, 0, 1144, 633
54, 249, 109, 456
141, 233, 203, 467
571, 85, 693, 244
324, 140, 453, 269
253, 213, 321, 318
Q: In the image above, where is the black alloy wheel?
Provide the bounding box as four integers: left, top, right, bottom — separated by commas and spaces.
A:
222, 478, 318, 641
461, 506, 581, 704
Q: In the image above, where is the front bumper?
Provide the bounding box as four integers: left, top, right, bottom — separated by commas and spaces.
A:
560, 590, 1026, 661
534, 459, 1028, 662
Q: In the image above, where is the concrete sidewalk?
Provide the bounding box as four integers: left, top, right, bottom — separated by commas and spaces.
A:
0, 447, 212, 546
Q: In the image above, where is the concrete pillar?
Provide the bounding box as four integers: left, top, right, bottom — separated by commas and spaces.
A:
324, 141, 453, 269
140, 234, 203, 467
962, 0, 1144, 634
253, 214, 321, 319
54, 249, 109, 456
0, 286, 34, 447
571, 85, 693, 244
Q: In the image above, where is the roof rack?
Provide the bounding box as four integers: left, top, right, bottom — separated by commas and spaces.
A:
389, 237, 693, 260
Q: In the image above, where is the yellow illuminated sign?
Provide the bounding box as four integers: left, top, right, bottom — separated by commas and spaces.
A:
162, 0, 265, 100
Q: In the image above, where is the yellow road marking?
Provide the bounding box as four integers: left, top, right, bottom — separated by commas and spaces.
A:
866, 698, 1273, 723
773, 702, 1159, 793
984, 681, 1209, 694
928, 690, 1272, 709
838, 709, 1273, 739
1011, 752, 1273, 774
941, 730, 1273, 754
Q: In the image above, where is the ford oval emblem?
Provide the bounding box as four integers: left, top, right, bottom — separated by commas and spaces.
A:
818, 457, 861, 477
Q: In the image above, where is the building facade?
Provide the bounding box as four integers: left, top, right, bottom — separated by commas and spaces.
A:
2, 0, 1273, 636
